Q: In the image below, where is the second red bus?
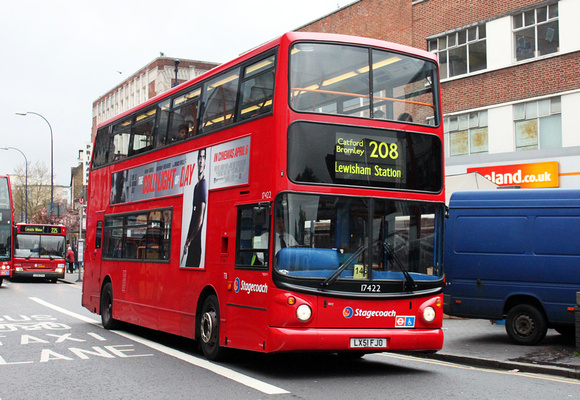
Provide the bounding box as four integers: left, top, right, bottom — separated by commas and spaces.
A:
12, 223, 67, 283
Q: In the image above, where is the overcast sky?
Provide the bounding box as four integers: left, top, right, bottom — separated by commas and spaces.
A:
0, 0, 354, 187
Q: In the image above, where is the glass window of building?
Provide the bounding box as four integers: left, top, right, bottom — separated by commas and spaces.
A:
514, 97, 561, 151
429, 24, 487, 79
445, 110, 488, 157
513, 3, 559, 61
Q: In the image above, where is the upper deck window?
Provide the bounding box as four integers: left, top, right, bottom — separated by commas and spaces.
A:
290, 43, 439, 126
131, 108, 156, 155
201, 70, 240, 133
91, 51, 276, 170
110, 118, 131, 162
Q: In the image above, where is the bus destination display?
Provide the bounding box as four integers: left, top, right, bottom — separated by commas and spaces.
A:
334, 133, 403, 183
21, 225, 62, 234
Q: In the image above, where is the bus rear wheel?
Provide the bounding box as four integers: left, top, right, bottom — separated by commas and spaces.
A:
100, 282, 120, 330
505, 304, 547, 345
199, 295, 226, 361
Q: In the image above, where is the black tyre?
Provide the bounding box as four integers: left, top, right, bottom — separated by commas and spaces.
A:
505, 304, 547, 345
199, 295, 226, 361
100, 282, 120, 330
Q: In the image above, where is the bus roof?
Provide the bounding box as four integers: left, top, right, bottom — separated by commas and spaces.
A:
449, 189, 580, 209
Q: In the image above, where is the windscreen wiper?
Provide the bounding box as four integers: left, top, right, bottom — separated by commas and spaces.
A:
320, 244, 367, 288
383, 241, 417, 291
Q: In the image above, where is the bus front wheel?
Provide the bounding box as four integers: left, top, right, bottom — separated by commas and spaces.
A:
505, 304, 547, 345
100, 282, 120, 330
199, 295, 226, 361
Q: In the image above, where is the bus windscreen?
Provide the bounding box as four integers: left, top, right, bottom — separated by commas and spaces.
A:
290, 43, 439, 126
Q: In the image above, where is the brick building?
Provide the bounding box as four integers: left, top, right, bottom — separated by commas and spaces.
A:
297, 0, 580, 189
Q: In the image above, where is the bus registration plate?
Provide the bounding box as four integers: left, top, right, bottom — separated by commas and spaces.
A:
350, 338, 387, 348
33, 274, 45, 278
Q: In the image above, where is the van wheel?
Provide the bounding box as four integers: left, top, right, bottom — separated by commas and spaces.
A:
505, 304, 547, 345
100, 282, 120, 330
199, 295, 226, 361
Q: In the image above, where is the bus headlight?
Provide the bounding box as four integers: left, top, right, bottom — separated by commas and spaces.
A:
423, 306, 436, 323
296, 304, 312, 322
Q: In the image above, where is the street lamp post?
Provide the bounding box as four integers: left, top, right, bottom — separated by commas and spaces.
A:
173, 59, 180, 87
16, 111, 53, 221
0, 147, 28, 223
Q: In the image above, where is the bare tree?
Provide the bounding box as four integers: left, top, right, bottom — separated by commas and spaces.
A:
12, 161, 78, 236
12, 161, 58, 223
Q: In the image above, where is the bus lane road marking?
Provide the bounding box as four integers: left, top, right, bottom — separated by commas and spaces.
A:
30, 297, 290, 395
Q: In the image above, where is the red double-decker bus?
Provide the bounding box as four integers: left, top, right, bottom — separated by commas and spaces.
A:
12, 223, 67, 283
0, 175, 13, 285
82, 32, 445, 360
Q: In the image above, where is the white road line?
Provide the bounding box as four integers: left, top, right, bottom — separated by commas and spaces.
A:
113, 329, 290, 395
30, 297, 290, 395
30, 297, 101, 325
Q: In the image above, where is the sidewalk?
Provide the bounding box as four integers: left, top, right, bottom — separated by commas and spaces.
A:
62, 270, 83, 284
426, 318, 580, 379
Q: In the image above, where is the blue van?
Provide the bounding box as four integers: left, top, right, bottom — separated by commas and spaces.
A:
444, 189, 580, 345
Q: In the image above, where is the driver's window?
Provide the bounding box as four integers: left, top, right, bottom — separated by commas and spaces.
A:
235, 204, 270, 269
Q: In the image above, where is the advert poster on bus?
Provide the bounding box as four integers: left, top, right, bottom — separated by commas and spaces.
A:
109, 136, 251, 268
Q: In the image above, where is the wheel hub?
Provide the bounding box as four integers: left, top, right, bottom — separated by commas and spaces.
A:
201, 310, 216, 344
514, 314, 534, 336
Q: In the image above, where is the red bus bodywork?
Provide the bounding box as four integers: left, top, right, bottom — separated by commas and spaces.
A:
82, 32, 445, 359
12, 224, 67, 282
0, 176, 13, 283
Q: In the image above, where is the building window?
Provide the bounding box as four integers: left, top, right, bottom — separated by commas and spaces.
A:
514, 97, 561, 151
429, 25, 486, 79
513, 3, 559, 61
445, 110, 488, 157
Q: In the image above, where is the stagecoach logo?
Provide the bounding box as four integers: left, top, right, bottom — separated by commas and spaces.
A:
343, 306, 354, 319
343, 307, 398, 319
233, 277, 268, 294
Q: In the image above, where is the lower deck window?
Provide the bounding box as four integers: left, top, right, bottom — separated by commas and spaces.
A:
103, 208, 172, 261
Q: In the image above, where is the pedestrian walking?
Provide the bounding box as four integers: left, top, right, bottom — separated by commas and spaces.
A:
73, 246, 79, 270
66, 247, 75, 274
